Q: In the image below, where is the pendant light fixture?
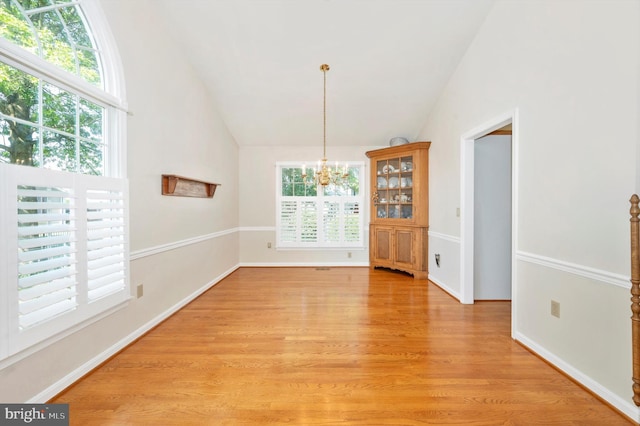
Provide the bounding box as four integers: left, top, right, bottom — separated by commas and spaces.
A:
302, 64, 348, 186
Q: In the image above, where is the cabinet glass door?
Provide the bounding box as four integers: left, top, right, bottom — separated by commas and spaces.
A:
374, 155, 413, 220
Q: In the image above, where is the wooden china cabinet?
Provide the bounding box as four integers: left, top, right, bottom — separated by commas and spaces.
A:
366, 142, 430, 279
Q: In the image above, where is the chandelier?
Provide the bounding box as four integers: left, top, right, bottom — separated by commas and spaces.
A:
302, 64, 349, 186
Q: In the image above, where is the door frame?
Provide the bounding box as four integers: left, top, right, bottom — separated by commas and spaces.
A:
459, 109, 519, 335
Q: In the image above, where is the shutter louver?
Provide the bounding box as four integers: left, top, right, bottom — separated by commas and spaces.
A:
280, 200, 298, 243
300, 201, 318, 243
86, 189, 125, 302
344, 202, 361, 243
17, 185, 77, 330
323, 201, 340, 243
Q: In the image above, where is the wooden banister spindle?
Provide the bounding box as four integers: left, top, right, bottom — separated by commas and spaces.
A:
630, 194, 640, 406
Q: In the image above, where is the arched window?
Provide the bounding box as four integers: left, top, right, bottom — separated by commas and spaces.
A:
0, 0, 126, 175
0, 0, 128, 363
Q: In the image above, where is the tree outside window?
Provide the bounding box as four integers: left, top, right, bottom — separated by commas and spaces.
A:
0, 0, 105, 175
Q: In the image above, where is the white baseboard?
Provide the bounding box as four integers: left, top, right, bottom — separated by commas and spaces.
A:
515, 331, 640, 423
238, 262, 370, 267
428, 274, 461, 300
30, 264, 239, 403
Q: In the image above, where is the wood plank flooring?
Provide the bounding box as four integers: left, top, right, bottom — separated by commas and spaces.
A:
51, 267, 633, 425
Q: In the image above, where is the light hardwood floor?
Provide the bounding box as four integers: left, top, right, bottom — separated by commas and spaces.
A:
52, 267, 633, 425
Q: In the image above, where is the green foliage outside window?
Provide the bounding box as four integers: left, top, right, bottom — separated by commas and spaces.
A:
0, 1, 37, 54
281, 167, 318, 197
281, 166, 360, 196
1, 0, 101, 85
0, 0, 104, 174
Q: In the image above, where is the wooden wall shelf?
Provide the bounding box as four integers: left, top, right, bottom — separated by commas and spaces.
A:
161, 175, 219, 198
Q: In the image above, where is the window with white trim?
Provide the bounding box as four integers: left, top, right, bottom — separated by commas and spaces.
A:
0, 0, 128, 363
276, 162, 365, 248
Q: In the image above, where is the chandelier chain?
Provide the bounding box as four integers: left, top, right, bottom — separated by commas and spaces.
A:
322, 64, 328, 159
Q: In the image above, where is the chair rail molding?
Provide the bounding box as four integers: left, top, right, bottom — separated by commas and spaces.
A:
130, 227, 239, 260
428, 231, 461, 244
516, 250, 630, 289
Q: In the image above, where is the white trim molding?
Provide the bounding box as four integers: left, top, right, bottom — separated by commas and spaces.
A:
517, 251, 630, 289
428, 275, 461, 300
130, 228, 239, 260
515, 332, 640, 423
238, 226, 276, 232
0, 298, 130, 371
428, 231, 462, 300
428, 231, 461, 244
460, 109, 519, 306
239, 262, 370, 268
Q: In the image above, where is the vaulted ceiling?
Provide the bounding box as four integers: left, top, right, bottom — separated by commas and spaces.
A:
156, 0, 495, 147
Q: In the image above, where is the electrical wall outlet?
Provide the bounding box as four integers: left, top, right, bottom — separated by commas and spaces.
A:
551, 300, 560, 318
137, 284, 144, 298
348, 252, 352, 258
267, 242, 272, 248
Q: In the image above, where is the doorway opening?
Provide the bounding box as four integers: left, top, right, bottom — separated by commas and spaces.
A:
474, 127, 512, 300
460, 110, 518, 335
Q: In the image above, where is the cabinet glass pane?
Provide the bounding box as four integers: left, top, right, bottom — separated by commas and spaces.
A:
375, 155, 414, 220
376, 205, 387, 219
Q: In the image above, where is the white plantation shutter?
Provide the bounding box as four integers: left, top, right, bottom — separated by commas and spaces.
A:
86, 189, 125, 302
0, 165, 129, 361
279, 199, 321, 246
17, 185, 78, 329
279, 200, 298, 243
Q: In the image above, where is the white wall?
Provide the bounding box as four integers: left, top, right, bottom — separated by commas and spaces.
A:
418, 0, 639, 419
0, 0, 240, 402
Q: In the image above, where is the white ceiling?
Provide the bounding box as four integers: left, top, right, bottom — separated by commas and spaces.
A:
156, 0, 495, 148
